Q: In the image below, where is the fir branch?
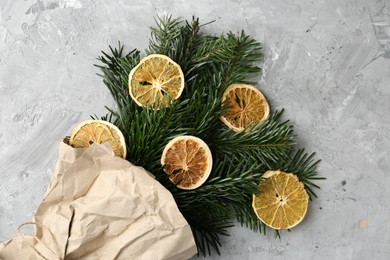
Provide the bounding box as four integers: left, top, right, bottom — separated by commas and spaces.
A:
147, 15, 183, 55
234, 193, 267, 234
94, 16, 323, 256
282, 149, 325, 198
155, 169, 233, 255
155, 150, 265, 254
148, 16, 219, 86
205, 31, 263, 89
190, 208, 233, 256
95, 45, 140, 114
213, 110, 295, 170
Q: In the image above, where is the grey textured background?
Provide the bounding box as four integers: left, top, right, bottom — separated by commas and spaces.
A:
1, 0, 390, 259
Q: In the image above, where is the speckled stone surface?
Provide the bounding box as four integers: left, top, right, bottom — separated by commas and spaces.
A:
1, 0, 390, 259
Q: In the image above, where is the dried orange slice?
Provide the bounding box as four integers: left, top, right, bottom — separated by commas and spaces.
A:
69, 120, 127, 158
220, 84, 270, 132
128, 54, 185, 109
161, 136, 212, 190
252, 170, 309, 230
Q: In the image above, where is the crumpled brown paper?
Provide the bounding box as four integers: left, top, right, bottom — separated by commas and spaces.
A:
0, 141, 197, 260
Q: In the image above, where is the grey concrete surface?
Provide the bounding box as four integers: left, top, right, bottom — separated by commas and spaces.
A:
1, 0, 390, 259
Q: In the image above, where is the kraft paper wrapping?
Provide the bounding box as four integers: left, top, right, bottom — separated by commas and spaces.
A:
0, 141, 197, 260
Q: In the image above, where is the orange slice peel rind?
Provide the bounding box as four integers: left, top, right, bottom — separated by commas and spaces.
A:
69, 120, 127, 159
161, 135, 212, 190
252, 170, 309, 230
220, 84, 270, 132
128, 54, 185, 109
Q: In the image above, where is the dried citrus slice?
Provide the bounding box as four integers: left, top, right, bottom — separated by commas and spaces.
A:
128, 54, 185, 108
220, 84, 270, 132
161, 135, 212, 190
69, 120, 127, 158
252, 170, 309, 230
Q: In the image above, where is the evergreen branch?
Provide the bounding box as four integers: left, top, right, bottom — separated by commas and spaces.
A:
213, 110, 295, 170
190, 209, 233, 256
155, 152, 265, 254
282, 149, 325, 198
155, 169, 233, 255
147, 15, 183, 55
233, 193, 267, 234
95, 44, 140, 111
208, 31, 263, 88
94, 16, 323, 256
